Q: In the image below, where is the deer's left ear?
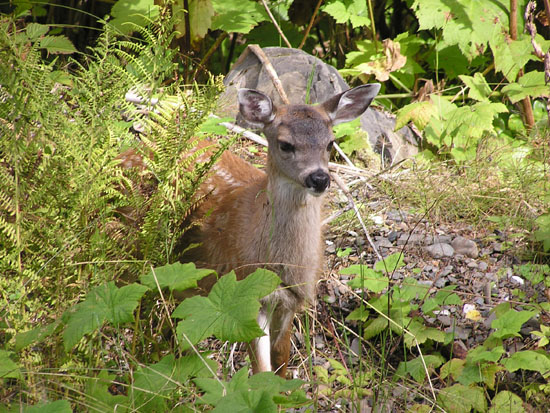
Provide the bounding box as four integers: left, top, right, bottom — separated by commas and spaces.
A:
322, 84, 381, 125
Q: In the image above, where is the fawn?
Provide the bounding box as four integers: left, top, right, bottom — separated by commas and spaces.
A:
179, 83, 381, 377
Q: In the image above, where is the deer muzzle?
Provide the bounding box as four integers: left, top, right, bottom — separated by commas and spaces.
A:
305, 169, 330, 195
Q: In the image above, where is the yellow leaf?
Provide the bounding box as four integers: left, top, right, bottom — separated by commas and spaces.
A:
466, 309, 482, 321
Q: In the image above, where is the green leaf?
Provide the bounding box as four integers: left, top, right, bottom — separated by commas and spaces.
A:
63, 282, 148, 351
440, 358, 465, 380
396, 354, 444, 382
489, 391, 524, 413
413, 0, 509, 59
110, 0, 160, 35
502, 350, 550, 376
38, 35, 77, 54
85, 370, 128, 411
344, 266, 389, 293
375, 252, 405, 273
198, 117, 233, 134
132, 354, 216, 410
0, 351, 21, 379
322, 0, 370, 28
26, 23, 49, 40
404, 320, 446, 347
466, 345, 505, 364
346, 305, 369, 322
490, 309, 536, 339
141, 262, 216, 293
502, 71, 550, 104
173, 270, 280, 348
363, 316, 388, 339
212, 0, 268, 34
437, 384, 487, 413
490, 33, 535, 82
15, 320, 61, 351
24, 400, 72, 413
535, 213, 550, 251
459, 73, 491, 101
395, 101, 438, 130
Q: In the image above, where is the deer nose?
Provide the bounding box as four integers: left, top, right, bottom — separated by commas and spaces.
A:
305, 170, 330, 193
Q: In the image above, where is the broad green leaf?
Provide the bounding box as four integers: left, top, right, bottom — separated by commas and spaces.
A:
212, 0, 268, 34
489, 391, 524, 413
24, 400, 72, 413
194, 368, 303, 411
132, 354, 216, 410
491, 309, 536, 339
85, 370, 128, 411
173, 270, 280, 348
322, 0, 370, 28
396, 354, 444, 382
459, 73, 491, 101
26, 23, 49, 40
339, 129, 370, 156
15, 319, 61, 351
413, 0, 509, 59
395, 101, 438, 131
393, 278, 426, 302
535, 213, 550, 252
38, 35, 76, 54
502, 71, 550, 104
346, 305, 369, 322
141, 262, 216, 293
502, 350, 550, 376
458, 360, 502, 388
466, 345, 505, 363
437, 384, 487, 413
324, 0, 370, 27
375, 252, 405, 273
63, 282, 148, 351
110, 0, 159, 35
344, 266, 388, 293
404, 320, 446, 347
440, 358, 465, 380
363, 316, 389, 339
198, 117, 233, 134
0, 351, 21, 379
490, 32, 535, 82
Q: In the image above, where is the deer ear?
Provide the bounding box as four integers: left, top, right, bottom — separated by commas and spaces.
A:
322, 84, 381, 125
238, 89, 275, 126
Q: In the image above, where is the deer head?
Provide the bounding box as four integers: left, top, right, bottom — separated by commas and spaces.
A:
237, 84, 381, 197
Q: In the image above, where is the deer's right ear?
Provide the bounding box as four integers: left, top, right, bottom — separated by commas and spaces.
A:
238, 89, 275, 126
322, 83, 381, 125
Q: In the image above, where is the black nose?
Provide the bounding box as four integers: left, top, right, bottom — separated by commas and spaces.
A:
305, 170, 330, 192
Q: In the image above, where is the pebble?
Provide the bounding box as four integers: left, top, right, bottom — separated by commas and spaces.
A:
425, 243, 455, 258
388, 231, 399, 243
451, 236, 479, 258
478, 261, 488, 271
426, 235, 453, 245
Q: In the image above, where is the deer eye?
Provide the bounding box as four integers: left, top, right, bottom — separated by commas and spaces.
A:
279, 141, 295, 153
327, 141, 334, 151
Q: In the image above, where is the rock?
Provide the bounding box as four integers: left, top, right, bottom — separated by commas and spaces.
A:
375, 238, 393, 248
493, 242, 503, 252
478, 261, 488, 271
451, 236, 479, 258
426, 235, 453, 245
425, 243, 455, 258
387, 231, 399, 243
397, 233, 425, 245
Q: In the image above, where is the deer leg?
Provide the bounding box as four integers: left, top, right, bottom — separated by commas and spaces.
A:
248, 309, 272, 373
270, 306, 295, 377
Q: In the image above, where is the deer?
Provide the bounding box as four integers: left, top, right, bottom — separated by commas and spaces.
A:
177, 83, 381, 377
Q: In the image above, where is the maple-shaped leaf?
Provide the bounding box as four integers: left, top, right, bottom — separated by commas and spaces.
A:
323, 0, 370, 28
63, 282, 148, 351
395, 101, 438, 131
502, 71, 550, 104
490, 309, 537, 339
173, 269, 281, 348
140, 262, 216, 293
211, 0, 268, 34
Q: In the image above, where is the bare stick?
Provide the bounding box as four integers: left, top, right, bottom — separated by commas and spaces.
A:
260, 0, 292, 48
248, 44, 291, 104
330, 172, 383, 261
298, 0, 324, 49
333, 142, 356, 169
